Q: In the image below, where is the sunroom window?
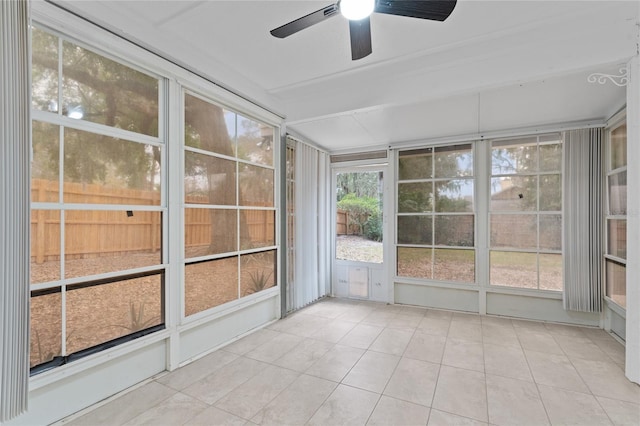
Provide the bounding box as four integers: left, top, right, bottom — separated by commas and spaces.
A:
30, 26, 165, 372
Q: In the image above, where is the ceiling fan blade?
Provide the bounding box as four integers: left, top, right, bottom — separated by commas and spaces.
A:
349, 17, 372, 60
374, 0, 457, 21
270, 3, 339, 38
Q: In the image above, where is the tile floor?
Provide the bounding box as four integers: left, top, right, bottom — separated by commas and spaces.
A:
63, 298, 640, 426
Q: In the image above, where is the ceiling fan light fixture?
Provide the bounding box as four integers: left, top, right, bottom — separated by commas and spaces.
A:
340, 0, 375, 21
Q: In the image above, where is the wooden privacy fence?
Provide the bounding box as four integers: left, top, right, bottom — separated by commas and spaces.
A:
336, 208, 361, 235
31, 179, 275, 263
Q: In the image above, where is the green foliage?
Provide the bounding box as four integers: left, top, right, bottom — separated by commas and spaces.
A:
247, 270, 273, 294
112, 301, 158, 333
336, 172, 380, 201
338, 193, 382, 241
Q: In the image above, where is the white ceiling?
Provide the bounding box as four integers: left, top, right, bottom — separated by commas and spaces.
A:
51, 0, 638, 152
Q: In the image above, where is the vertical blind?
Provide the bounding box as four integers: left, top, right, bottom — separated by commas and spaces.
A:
0, 0, 31, 420
288, 137, 331, 311
563, 128, 603, 312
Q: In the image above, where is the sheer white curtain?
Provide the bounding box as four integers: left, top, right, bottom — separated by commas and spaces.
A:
1, 0, 31, 420
290, 139, 331, 311
563, 128, 603, 312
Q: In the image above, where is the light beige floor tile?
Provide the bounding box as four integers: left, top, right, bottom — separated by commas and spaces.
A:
518, 330, 564, 355
367, 395, 430, 426
481, 324, 520, 348
184, 406, 247, 426
182, 356, 268, 405
512, 319, 549, 333
554, 335, 612, 362
214, 365, 299, 419
417, 317, 451, 337
538, 384, 612, 426
157, 350, 238, 391
580, 327, 614, 341
428, 409, 488, 425
67, 381, 176, 426
524, 350, 589, 393
266, 312, 305, 333
481, 316, 513, 327
404, 332, 446, 364
362, 310, 396, 327
223, 329, 281, 355
338, 323, 384, 349
281, 314, 327, 338
305, 344, 365, 382
244, 332, 303, 363
302, 301, 348, 319
452, 312, 482, 325
483, 343, 532, 382
384, 357, 440, 407
312, 319, 357, 343
369, 327, 413, 356
426, 309, 453, 320
272, 338, 333, 372
337, 305, 376, 322
571, 358, 640, 403
432, 366, 488, 422
307, 384, 379, 426
251, 374, 337, 426
544, 322, 588, 339
343, 350, 400, 393
442, 338, 484, 372
596, 396, 640, 426
591, 337, 626, 366
123, 392, 208, 425
388, 314, 422, 330
398, 306, 429, 317
486, 374, 548, 426
447, 321, 482, 343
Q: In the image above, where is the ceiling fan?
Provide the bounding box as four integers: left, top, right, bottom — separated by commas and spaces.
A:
270, 0, 458, 60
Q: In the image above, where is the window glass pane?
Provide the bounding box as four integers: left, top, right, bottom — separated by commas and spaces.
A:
608, 171, 627, 215
539, 214, 562, 251
435, 179, 474, 212
490, 251, 537, 289
398, 149, 432, 180
185, 208, 237, 258
62, 41, 159, 136
185, 94, 236, 157
397, 247, 432, 279
240, 250, 276, 297
397, 215, 432, 245
610, 124, 627, 170
434, 249, 474, 283
539, 254, 563, 291
31, 28, 59, 112
240, 210, 275, 250
239, 164, 274, 207
30, 290, 62, 368
66, 274, 163, 354
32, 123, 60, 203
607, 219, 626, 260
31, 210, 61, 284
398, 182, 433, 213
434, 215, 474, 247
63, 128, 161, 205
185, 151, 236, 205
434, 144, 473, 178
539, 174, 561, 211
539, 143, 562, 172
490, 176, 537, 211
237, 115, 274, 166
491, 139, 537, 175
606, 260, 626, 308
65, 210, 161, 278
491, 214, 537, 250
185, 257, 238, 316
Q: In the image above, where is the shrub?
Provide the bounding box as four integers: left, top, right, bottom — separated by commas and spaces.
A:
338, 193, 381, 240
